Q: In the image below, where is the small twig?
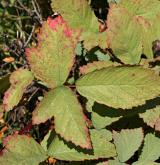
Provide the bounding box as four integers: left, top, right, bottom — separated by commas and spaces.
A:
32, 0, 43, 23
34, 0, 41, 15
16, 0, 31, 14
24, 24, 36, 47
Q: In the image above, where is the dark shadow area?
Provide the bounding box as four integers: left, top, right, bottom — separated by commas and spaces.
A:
90, 0, 109, 21
92, 97, 160, 130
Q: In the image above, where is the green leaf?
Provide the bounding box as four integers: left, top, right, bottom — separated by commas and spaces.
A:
139, 105, 160, 131
48, 129, 116, 161
98, 158, 128, 165
0, 74, 10, 94
90, 129, 116, 157
0, 134, 47, 165
133, 161, 160, 165
96, 162, 108, 165
80, 61, 119, 75
108, 159, 127, 165
91, 103, 122, 129
106, 0, 160, 64
26, 16, 77, 88
76, 66, 160, 109
51, 0, 106, 50
107, 5, 142, 64
139, 134, 160, 162
3, 68, 34, 112
33, 86, 91, 149
113, 128, 143, 162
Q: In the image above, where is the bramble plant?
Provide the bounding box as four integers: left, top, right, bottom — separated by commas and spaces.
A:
1, 0, 160, 165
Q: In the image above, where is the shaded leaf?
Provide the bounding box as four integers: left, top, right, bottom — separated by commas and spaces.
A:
86, 99, 94, 112
96, 161, 108, 165
26, 16, 77, 88
139, 105, 160, 131
48, 129, 116, 161
33, 86, 91, 149
91, 103, 122, 129
139, 134, 160, 162
3, 68, 34, 112
76, 66, 160, 109
0, 105, 4, 119
113, 128, 143, 162
0, 134, 47, 165
0, 74, 10, 94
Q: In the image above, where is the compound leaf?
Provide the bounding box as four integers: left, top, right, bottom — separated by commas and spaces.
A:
48, 129, 116, 161
26, 16, 77, 88
3, 68, 34, 112
113, 128, 143, 162
33, 86, 91, 149
0, 134, 47, 165
76, 66, 160, 109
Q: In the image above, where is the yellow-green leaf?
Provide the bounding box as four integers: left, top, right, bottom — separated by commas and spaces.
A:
76, 66, 160, 109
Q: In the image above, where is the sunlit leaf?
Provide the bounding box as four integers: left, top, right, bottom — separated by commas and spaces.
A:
106, 0, 160, 64
76, 66, 160, 109
139, 134, 160, 162
33, 86, 91, 149
0, 134, 47, 165
113, 128, 143, 162
48, 129, 116, 161
26, 16, 77, 88
52, 0, 107, 50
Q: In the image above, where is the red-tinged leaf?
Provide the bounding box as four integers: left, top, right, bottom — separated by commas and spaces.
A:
3, 68, 34, 112
26, 16, 78, 88
32, 86, 91, 149
51, 0, 106, 50
0, 134, 47, 165
47, 129, 116, 161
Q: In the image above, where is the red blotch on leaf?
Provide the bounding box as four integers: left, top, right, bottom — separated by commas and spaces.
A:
47, 15, 72, 37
